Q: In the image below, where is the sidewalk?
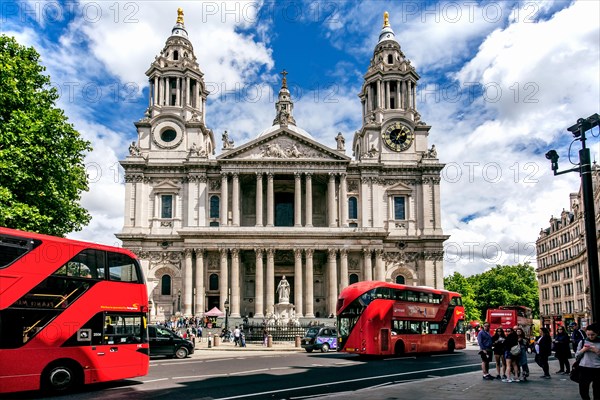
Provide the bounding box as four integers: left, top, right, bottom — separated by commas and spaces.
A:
190, 341, 583, 399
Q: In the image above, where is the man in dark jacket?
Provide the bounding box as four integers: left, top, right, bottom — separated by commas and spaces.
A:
477, 322, 494, 380
571, 322, 587, 353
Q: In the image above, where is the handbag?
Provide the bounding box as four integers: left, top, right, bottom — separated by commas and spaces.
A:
510, 344, 521, 356
570, 359, 581, 383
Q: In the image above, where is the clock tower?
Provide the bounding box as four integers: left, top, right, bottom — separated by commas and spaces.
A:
352, 11, 433, 163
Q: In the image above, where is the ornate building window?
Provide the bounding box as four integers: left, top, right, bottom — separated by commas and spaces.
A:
209, 195, 220, 219
209, 273, 219, 291
348, 197, 358, 219
161, 194, 173, 218
395, 275, 405, 284
394, 197, 405, 220
349, 273, 359, 284
161, 275, 172, 295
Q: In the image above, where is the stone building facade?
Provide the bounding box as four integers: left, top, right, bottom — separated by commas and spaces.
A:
118, 10, 448, 322
536, 168, 600, 329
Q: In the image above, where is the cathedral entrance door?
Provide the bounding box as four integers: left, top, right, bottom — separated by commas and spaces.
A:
275, 192, 294, 226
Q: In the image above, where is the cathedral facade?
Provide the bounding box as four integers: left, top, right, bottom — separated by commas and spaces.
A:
118, 10, 448, 322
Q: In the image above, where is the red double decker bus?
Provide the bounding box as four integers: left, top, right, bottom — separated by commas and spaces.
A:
0, 227, 149, 394
337, 281, 466, 356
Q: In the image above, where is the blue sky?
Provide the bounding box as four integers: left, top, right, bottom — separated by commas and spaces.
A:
2, 0, 599, 276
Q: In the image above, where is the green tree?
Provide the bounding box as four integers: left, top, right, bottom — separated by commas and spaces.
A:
444, 271, 481, 322
0, 35, 91, 236
469, 263, 539, 319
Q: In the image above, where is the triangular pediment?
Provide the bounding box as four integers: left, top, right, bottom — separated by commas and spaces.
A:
217, 128, 350, 162
386, 181, 412, 194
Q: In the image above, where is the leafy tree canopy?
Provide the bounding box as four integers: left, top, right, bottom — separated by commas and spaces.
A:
445, 263, 539, 321
444, 272, 481, 322
0, 35, 92, 236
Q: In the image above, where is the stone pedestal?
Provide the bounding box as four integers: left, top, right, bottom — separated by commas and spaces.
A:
274, 303, 295, 321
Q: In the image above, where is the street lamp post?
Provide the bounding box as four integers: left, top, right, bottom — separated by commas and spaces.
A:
546, 113, 600, 324
224, 298, 230, 331
177, 289, 181, 313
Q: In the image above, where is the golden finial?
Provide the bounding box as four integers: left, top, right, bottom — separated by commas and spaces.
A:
177, 8, 184, 24
383, 11, 390, 28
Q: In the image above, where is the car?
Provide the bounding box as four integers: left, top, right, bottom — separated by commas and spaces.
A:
148, 324, 195, 359
301, 326, 337, 353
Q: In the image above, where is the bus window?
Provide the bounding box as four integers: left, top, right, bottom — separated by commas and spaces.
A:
55, 249, 105, 279
393, 289, 406, 301
429, 323, 440, 334
406, 291, 417, 302
0, 235, 41, 268
108, 252, 140, 283
418, 292, 429, 303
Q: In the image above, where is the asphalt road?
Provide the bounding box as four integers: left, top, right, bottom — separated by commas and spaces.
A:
4, 350, 484, 399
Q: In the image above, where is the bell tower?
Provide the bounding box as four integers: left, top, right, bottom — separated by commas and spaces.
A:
352, 12, 432, 163
131, 8, 215, 159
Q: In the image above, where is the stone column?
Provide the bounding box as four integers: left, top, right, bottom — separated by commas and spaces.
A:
254, 248, 264, 318
294, 248, 303, 317
360, 177, 371, 228
385, 81, 390, 109
255, 172, 263, 227
220, 173, 228, 226
327, 249, 338, 317
403, 80, 408, 110
176, 77, 180, 106
194, 248, 205, 315
232, 173, 240, 226
305, 249, 315, 317
266, 173, 274, 227
294, 172, 302, 227
266, 248, 275, 314
375, 249, 385, 281
339, 173, 347, 227
185, 77, 190, 106
340, 249, 349, 290
219, 248, 228, 311
363, 248, 373, 281
305, 173, 313, 227
198, 177, 207, 227
153, 76, 159, 105
328, 173, 337, 227
231, 249, 240, 317
433, 178, 442, 233
183, 249, 193, 315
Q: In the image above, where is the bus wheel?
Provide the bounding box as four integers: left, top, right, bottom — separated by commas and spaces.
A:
321, 343, 330, 353
394, 340, 405, 356
175, 346, 189, 359
447, 340, 455, 353
42, 361, 82, 392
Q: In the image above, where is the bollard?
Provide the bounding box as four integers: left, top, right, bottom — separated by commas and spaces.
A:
267, 334, 273, 348
214, 335, 220, 347
295, 335, 301, 348
208, 333, 212, 348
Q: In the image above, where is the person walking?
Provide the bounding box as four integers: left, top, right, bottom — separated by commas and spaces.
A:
515, 327, 530, 381
233, 326, 241, 346
572, 322, 588, 353
575, 323, 600, 400
553, 326, 572, 374
477, 322, 494, 380
537, 327, 552, 379
503, 327, 519, 382
492, 328, 507, 380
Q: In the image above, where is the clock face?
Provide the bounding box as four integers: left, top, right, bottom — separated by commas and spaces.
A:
383, 122, 414, 152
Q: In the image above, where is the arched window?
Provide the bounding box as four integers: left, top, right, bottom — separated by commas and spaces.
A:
210, 195, 220, 219
173, 50, 179, 60
349, 273, 359, 284
395, 275, 405, 284
209, 273, 219, 291
161, 275, 172, 295
387, 54, 393, 64
348, 197, 358, 219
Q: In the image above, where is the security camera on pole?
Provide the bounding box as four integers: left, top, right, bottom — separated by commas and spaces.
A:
545, 113, 600, 324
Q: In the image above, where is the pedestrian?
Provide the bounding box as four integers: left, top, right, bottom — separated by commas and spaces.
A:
503, 327, 519, 382
515, 327, 530, 381
234, 326, 241, 346
240, 330, 246, 347
477, 322, 494, 380
553, 326, 571, 374
492, 328, 507, 380
263, 327, 269, 346
574, 323, 600, 400
572, 322, 588, 353
198, 325, 203, 343
537, 327, 552, 379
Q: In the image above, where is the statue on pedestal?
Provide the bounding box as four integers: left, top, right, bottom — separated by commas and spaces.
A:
276, 276, 290, 304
